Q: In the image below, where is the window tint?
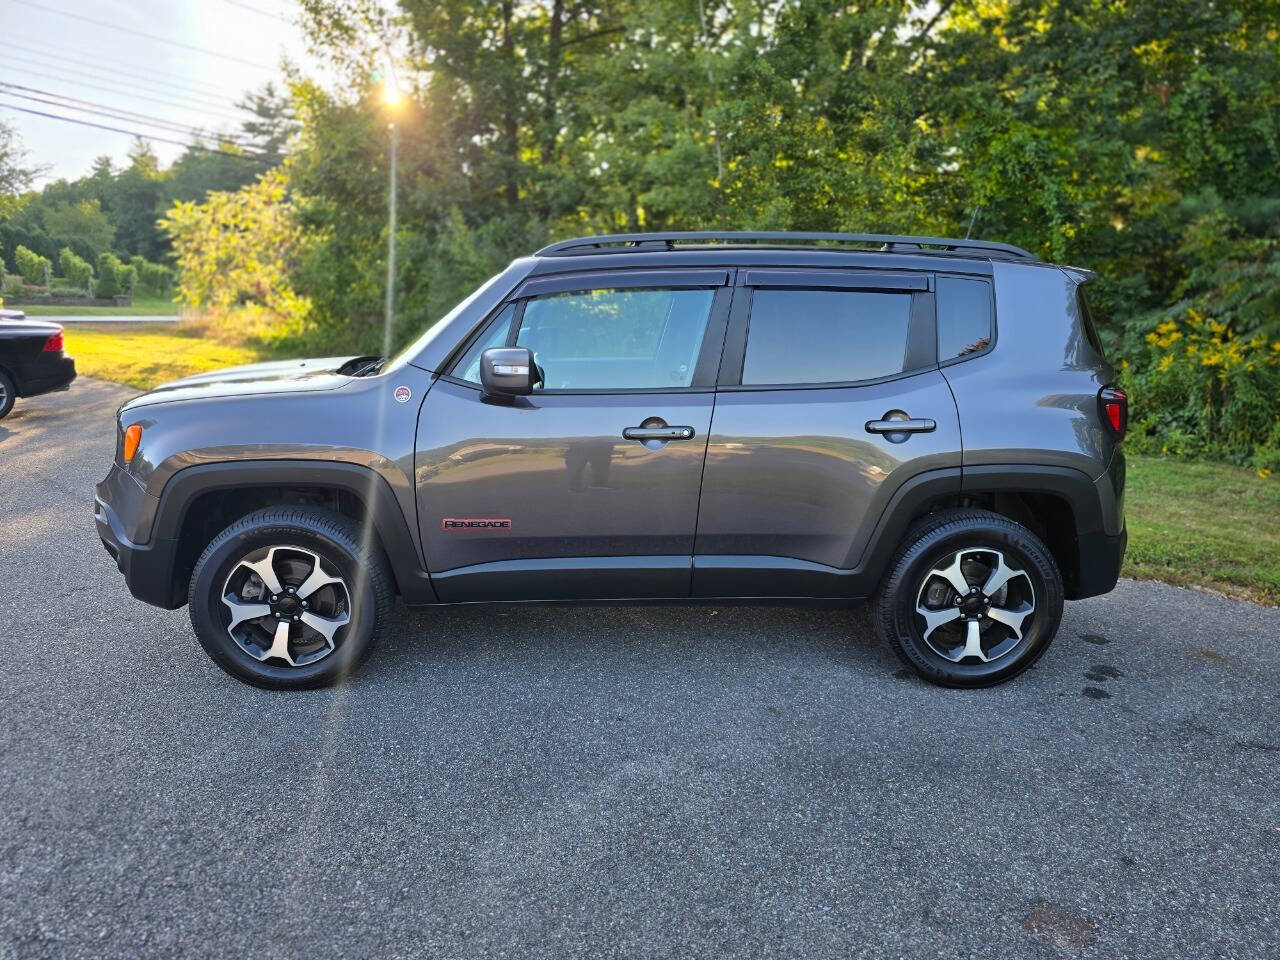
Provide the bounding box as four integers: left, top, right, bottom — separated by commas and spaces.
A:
741, 289, 912, 385
936, 276, 993, 361
1076, 285, 1106, 358
453, 303, 517, 383
517, 287, 714, 390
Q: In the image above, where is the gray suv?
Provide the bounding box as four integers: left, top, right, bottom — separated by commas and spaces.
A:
95, 232, 1127, 690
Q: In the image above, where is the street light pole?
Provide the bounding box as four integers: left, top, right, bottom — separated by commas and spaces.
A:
384, 119, 397, 354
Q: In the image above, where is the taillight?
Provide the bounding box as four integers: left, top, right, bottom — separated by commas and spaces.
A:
122, 424, 142, 463
42, 331, 64, 353
1099, 386, 1127, 441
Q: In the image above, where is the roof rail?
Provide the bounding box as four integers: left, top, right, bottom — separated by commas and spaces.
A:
535, 231, 1034, 260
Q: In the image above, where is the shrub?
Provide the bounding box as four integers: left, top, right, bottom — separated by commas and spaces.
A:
14, 245, 51, 286
49, 285, 89, 297
3, 274, 24, 297
127, 255, 172, 296
95, 252, 127, 297
1121, 308, 1280, 471
58, 247, 94, 293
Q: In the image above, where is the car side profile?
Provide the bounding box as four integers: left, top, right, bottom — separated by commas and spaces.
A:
0, 313, 76, 419
94, 232, 1127, 689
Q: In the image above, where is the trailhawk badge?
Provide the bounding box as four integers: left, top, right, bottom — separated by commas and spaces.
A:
442, 518, 513, 531
394, 385, 412, 404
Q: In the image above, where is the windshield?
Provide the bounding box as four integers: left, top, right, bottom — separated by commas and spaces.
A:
382, 269, 511, 374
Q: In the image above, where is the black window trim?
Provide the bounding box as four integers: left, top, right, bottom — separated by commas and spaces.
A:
716, 269, 938, 391
935, 272, 998, 369
438, 268, 735, 395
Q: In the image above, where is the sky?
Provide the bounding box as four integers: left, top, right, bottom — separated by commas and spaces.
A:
0, 0, 315, 185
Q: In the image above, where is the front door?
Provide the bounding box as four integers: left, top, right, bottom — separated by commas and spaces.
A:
415, 271, 732, 602
693, 268, 963, 597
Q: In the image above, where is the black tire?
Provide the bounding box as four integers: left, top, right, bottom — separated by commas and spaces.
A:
874, 508, 1064, 688
188, 506, 395, 690
0, 370, 16, 420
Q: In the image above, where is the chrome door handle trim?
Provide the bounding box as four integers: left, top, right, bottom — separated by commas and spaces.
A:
623, 426, 696, 441
865, 418, 936, 434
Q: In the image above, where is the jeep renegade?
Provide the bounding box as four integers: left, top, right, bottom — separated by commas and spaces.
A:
95, 232, 1127, 689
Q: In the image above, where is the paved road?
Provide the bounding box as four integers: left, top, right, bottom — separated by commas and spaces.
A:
2, 380, 1277, 959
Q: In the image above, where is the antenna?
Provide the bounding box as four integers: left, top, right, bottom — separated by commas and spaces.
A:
965, 207, 981, 240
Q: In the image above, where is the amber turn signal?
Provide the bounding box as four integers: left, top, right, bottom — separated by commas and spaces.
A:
122, 424, 142, 463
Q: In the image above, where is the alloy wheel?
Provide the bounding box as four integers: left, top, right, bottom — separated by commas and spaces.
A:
220, 545, 351, 667
914, 547, 1036, 664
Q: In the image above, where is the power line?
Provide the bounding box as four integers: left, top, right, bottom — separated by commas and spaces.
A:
221, 0, 296, 25
12, 0, 279, 72
0, 68, 250, 126
0, 41, 247, 104
0, 84, 259, 148
0, 101, 275, 161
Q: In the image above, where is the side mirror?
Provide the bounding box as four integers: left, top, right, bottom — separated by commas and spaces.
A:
480, 346, 535, 398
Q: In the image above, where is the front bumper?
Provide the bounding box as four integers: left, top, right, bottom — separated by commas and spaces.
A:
94, 491, 185, 610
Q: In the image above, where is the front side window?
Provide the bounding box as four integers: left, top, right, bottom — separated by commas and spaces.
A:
516, 287, 715, 390
741, 289, 913, 385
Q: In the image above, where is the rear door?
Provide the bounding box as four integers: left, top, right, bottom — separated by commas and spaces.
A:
415, 269, 732, 601
692, 268, 962, 597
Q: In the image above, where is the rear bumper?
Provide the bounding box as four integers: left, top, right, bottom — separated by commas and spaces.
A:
1075, 525, 1127, 600
94, 493, 184, 610
20, 356, 76, 397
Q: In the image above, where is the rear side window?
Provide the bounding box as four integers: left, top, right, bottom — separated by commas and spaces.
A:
741, 289, 913, 385
1076, 284, 1106, 358
936, 276, 993, 361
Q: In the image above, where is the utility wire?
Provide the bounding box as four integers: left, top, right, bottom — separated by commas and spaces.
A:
0, 68, 250, 125
0, 42, 248, 104
0, 101, 275, 161
0, 84, 259, 148
221, 0, 296, 25
12, 0, 278, 72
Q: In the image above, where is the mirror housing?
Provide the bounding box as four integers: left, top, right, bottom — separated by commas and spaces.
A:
480, 346, 535, 398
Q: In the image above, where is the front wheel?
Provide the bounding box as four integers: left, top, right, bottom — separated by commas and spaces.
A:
0, 370, 16, 419
874, 509, 1064, 687
188, 506, 394, 689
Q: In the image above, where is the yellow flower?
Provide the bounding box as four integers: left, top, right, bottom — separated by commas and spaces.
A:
1259, 468, 1273, 480
1201, 352, 1222, 367
1158, 353, 1174, 371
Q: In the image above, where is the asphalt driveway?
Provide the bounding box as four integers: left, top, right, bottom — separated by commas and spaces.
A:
1, 379, 1277, 959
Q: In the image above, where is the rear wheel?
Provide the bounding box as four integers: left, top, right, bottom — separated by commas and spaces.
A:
0, 370, 16, 419
874, 509, 1064, 687
188, 506, 394, 689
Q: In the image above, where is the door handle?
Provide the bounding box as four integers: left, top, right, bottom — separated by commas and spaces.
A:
623, 425, 696, 441
865, 418, 936, 434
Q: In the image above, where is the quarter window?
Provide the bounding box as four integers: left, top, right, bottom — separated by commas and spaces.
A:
936, 276, 993, 361
741, 289, 914, 385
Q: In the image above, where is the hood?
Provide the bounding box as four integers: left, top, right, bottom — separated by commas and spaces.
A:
121, 355, 371, 410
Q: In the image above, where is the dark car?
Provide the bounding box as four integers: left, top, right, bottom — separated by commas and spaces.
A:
0, 313, 77, 419
95, 232, 1126, 690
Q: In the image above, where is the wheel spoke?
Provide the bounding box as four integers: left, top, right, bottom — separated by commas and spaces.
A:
224, 598, 271, 630
959, 619, 988, 662
982, 552, 1025, 598
916, 603, 961, 642
986, 600, 1034, 640
296, 558, 344, 601
239, 548, 284, 596
300, 609, 349, 647
261, 619, 295, 665
928, 553, 972, 597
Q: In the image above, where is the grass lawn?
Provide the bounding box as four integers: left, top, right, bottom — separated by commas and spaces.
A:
63, 323, 267, 390
1124, 455, 1280, 605
18, 296, 181, 317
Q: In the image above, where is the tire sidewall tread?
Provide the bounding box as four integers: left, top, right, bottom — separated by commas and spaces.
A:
188, 506, 395, 690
